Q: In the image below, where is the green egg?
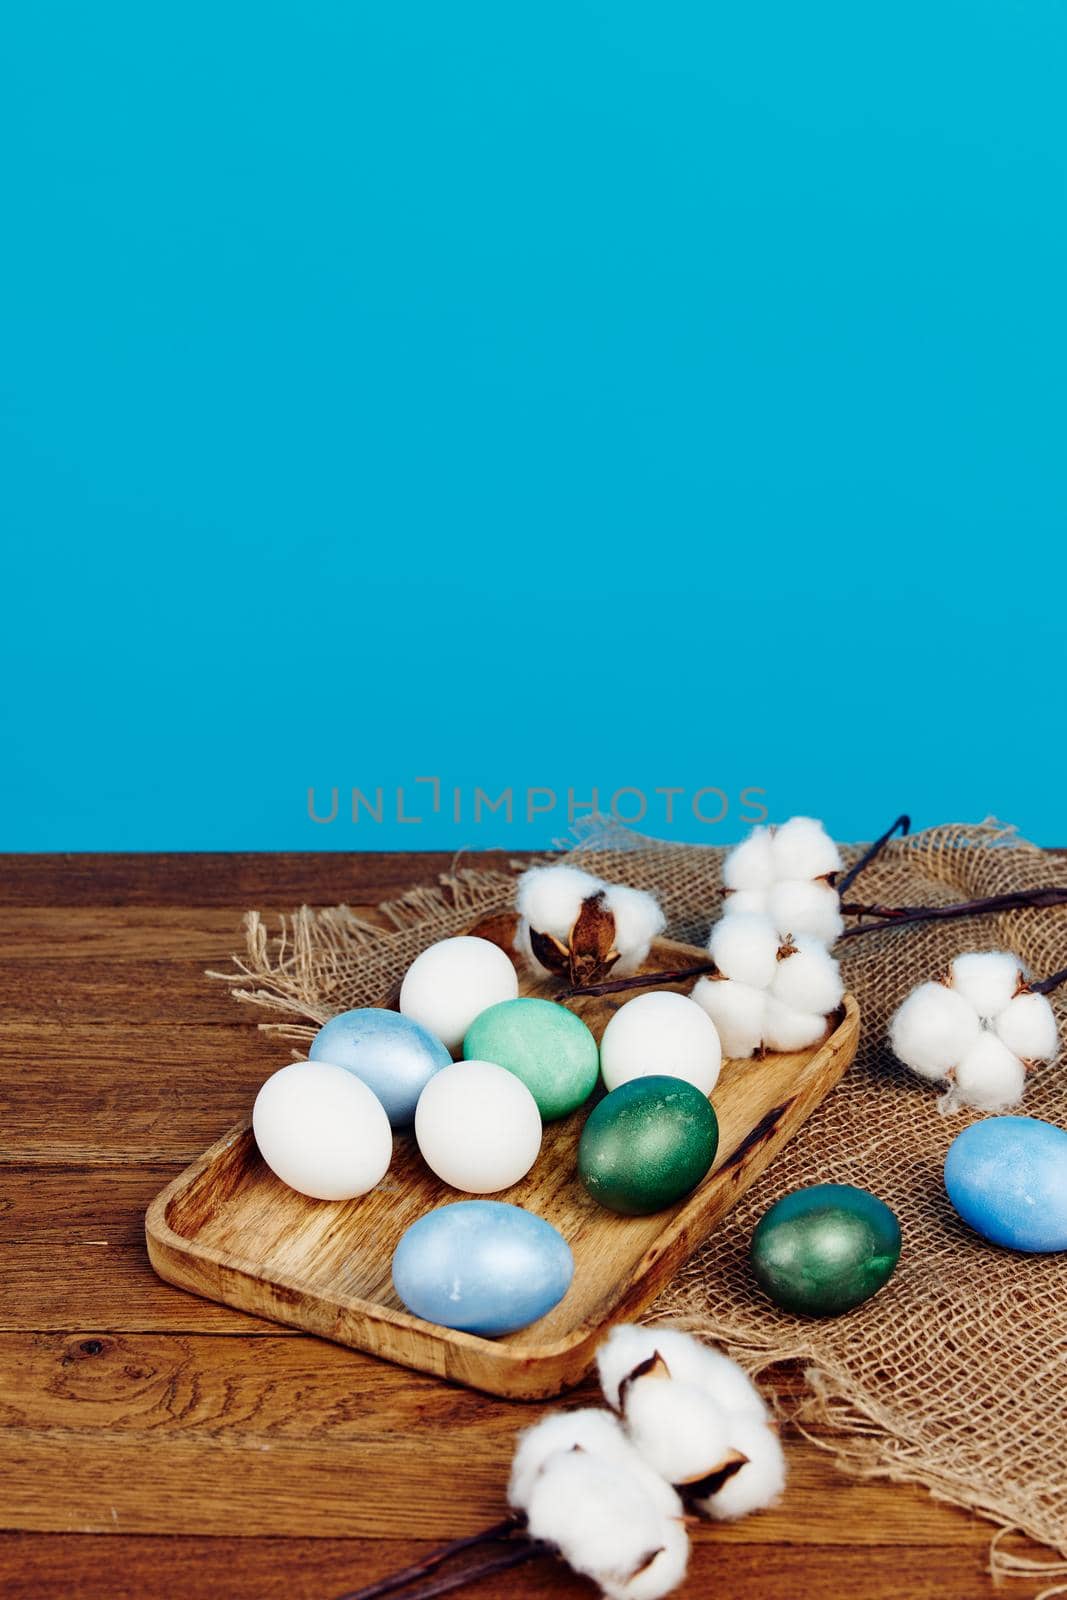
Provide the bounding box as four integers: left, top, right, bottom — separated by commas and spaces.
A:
578, 1075, 718, 1215
463, 997, 599, 1120
750, 1183, 901, 1316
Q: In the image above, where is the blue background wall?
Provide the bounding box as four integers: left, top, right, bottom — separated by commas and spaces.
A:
2, 1, 1064, 851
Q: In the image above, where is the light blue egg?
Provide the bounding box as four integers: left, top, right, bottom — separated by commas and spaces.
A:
309, 1008, 450, 1127
944, 1115, 1067, 1253
391, 1201, 574, 1337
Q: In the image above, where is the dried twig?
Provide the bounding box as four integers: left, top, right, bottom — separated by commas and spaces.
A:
838, 886, 1067, 941
834, 813, 911, 898
333, 1518, 526, 1600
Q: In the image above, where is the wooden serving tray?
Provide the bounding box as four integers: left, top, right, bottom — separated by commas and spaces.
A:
146, 933, 859, 1399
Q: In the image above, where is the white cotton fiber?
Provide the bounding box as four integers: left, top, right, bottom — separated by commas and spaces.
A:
603, 884, 667, 976
889, 981, 982, 1082
690, 977, 766, 1060
952, 1033, 1026, 1112
771, 937, 844, 1017
723, 887, 770, 918
708, 913, 780, 989
949, 951, 1023, 1020
599, 1517, 689, 1600
597, 1324, 768, 1422
766, 879, 844, 945
516, 864, 605, 941
762, 997, 830, 1053
770, 817, 842, 883
623, 1376, 736, 1487
994, 990, 1059, 1063
524, 1450, 670, 1590
508, 1409, 630, 1511
723, 828, 776, 893
690, 1415, 787, 1522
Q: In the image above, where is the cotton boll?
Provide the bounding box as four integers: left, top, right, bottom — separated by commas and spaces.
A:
994, 991, 1059, 1063
599, 1518, 689, 1600
950, 952, 1024, 1020
690, 978, 766, 1060
723, 888, 770, 918
889, 981, 982, 1082
508, 1409, 630, 1511
597, 1324, 767, 1422
623, 1376, 737, 1487
708, 913, 780, 989
524, 1451, 671, 1590
762, 997, 830, 1053
953, 1033, 1026, 1111
723, 828, 776, 893
770, 937, 844, 1017
766, 880, 844, 945
691, 1415, 786, 1521
516, 865, 605, 942
603, 884, 667, 976
770, 817, 842, 883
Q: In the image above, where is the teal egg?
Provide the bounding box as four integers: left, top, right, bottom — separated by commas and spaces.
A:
578, 1075, 718, 1215
463, 997, 599, 1120
751, 1183, 901, 1316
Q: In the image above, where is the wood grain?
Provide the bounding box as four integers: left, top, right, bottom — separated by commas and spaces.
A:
0, 853, 1048, 1599
146, 936, 859, 1396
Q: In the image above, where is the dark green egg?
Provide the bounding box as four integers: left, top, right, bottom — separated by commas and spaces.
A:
578, 1075, 718, 1215
751, 1183, 901, 1316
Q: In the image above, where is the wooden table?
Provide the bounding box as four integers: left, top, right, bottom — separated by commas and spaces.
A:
0, 853, 1039, 1599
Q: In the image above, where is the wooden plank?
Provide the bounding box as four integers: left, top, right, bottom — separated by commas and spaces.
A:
0, 852, 519, 908
0, 1535, 1028, 1600
0, 1331, 990, 1545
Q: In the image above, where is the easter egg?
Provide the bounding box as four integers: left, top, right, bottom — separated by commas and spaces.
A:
414, 1059, 542, 1192
399, 936, 519, 1053
463, 998, 599, 1120
309, 1007, 450, 1127
944, 1115, 1067, 1252
599, 990, 722, 1095
252, 1060, 392, 1201
751, 1183, 901, 1316
578, 1076, 718, 1215
391, 1200, 574, 1335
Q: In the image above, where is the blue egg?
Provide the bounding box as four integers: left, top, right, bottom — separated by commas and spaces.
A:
309, 1008, 450, 1127
391, 1201, 574, 1337
944, 1115, 1067, 1253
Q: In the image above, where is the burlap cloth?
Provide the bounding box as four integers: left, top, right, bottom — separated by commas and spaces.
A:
214, 822, 1067, 1591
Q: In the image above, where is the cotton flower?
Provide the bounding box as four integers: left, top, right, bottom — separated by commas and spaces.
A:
770, 816, 842, 882
889, 981, 982, 1081
889, 951, 1060, 1113
597, 1323, 767, 1421
689, 1412, 787, 1521
723, 817, 844, 946
515, 865, 665, 985
523, 1450, 683, 1597
693, 913, 843, 1059
690, 976, 766, 1060
597, 1327, 785, 1524
951, 1033, 1026, 1112
949, 952, 1023, 1020
509, 1408, 680, 1520
709, 914, 780, 990
994, 990, 1059, 1063
622, 1364, 745, 1488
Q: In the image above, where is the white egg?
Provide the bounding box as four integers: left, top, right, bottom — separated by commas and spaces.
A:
399, 936, 520, 1054
599, 990, 722, 1095
414, 1060, 542, 1192
252, 1060, 392, 1201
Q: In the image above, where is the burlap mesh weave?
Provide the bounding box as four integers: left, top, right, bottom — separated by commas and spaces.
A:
213, 822, 1067, 1584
